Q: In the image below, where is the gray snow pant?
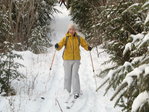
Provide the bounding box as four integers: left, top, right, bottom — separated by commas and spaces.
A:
63, 60, 80, 95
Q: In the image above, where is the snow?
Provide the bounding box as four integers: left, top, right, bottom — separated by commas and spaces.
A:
106, 62, 133, 82
123, 43, 133, 56
122, 64, 149, 87
142, 1, 149, 8
41, 0, 46, 6
138, 32, 149, 48
123, 61, 132, 68
92, 23, 101, 28
131, 91, 149, 112
0, 4, 119, 112
145, 66, 149, 76
131, 56, 144, 65
122, 3, 140, 14
144, 12, 149, 24
128, 3, 140, 9
107, 69, 117, 80
131, 33, 144, 43
122, 67, 143, 87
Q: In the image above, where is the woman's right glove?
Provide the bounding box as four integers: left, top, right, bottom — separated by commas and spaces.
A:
88, 46, 92, 51
55, 43, 59, 49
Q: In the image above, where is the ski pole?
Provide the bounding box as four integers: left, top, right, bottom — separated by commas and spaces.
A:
89, 51, 97, 90
45, 49, 57, 90
50, 49, 56, 70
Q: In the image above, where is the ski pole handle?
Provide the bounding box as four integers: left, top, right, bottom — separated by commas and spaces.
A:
50, 50, 56, 70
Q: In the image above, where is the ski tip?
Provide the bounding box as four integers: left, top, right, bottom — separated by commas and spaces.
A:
41, 97, 45, 100
66, 106, 71, 109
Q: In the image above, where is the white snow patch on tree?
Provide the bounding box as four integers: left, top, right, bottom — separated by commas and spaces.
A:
144, 12, 149, 24
122, 66, 144, 87
142, 1, 149, 8
122, 76, 133, 87
122, 3, 140, 14
131, 33, 144, 43
131, 56, 144, 65
123, 43, 133, 56
131, 91, 149, 112
144, 66, 149, 77
107, 69, 117, 80
138, 32, 149, 48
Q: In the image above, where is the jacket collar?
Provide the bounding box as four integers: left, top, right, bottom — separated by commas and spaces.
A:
66, 32, 78, 37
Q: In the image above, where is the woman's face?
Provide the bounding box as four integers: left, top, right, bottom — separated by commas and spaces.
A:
68, 28, 76, 36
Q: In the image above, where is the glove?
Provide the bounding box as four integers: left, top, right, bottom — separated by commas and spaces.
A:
55, 43, 59, 49
88, 46, 92, 51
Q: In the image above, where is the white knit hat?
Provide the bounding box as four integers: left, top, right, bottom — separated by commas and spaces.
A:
68, 24, 77, 30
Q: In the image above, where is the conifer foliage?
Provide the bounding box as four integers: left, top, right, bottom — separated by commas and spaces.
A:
0, 7, 23, 96
0, 0, 56, 96
0, 0, 57, 53
70, 0, 149, 112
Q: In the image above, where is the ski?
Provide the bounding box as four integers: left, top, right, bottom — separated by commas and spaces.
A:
66, 98, 76, 109
64, 94, 73, 103
66, 93, 82, 109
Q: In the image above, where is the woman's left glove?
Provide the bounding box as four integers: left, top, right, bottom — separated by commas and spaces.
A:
55, 43, 59, 49
88, 46, 92, 51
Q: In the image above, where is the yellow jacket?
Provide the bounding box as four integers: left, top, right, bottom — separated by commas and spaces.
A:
56, 33, 89, 60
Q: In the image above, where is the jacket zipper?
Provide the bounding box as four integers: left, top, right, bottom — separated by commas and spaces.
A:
73, 37, 74, 60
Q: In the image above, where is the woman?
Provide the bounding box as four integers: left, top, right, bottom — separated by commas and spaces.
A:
55, 24, 92, 99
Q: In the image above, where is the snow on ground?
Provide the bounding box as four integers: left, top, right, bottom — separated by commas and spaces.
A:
0, 4, 119, 112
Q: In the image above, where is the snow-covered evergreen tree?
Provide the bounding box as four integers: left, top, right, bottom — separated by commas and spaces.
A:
1, 0, 57, 53
0, 5, 23, 96
70, 0, 95, 40
71, 0, 149, 111
97, 1, 149, 112
27, 0, 57, 53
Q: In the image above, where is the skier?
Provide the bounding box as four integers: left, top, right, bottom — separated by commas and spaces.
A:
55, 24, 92, 99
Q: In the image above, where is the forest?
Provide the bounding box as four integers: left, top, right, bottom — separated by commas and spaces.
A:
0, 0, 149, 112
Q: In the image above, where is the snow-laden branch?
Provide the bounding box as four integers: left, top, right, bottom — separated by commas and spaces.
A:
96, 61, 133, 92
110, 64, 149, 101
131, 91, 149, 112
138, 33, 149, 48
144, 12, 149, 24
123, 43, 133, 56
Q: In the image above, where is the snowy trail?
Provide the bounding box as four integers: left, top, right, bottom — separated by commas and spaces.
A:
37, 5, 119, 112
35, 48, 118, 112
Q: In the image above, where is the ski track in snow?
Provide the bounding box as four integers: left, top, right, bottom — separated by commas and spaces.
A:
0, 5, 119, 112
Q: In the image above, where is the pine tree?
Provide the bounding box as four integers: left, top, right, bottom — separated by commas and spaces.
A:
70, 0, 149, 111
1, 0, 57, 53
0, 5, 23, 96
96, 1, 149, 112
70, 0, 96, 39
0, 0, 57, 96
